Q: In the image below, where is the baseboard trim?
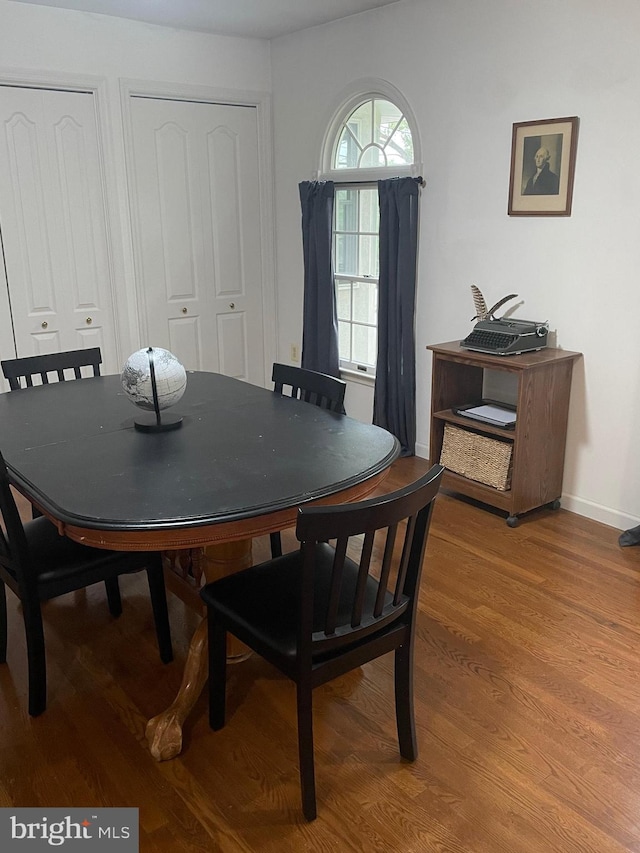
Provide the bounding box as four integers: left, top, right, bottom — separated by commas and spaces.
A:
415, 445, 626, 533
560, 494, 630, 533
415, 442, 429, 460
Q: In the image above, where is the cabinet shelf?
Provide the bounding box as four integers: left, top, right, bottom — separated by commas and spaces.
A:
440, 468, 513, 511
427, 341, 581, 526
433, 409, 516, 441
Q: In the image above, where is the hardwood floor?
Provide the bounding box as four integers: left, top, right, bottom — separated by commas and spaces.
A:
3, 457, 640, 852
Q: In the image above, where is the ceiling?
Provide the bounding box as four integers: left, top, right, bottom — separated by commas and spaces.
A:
9, 0, 400, 39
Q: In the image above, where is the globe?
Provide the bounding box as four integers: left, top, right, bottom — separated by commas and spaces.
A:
121, 347, 187, 432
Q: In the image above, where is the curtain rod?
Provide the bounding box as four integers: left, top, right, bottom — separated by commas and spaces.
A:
334, 176, 424, 187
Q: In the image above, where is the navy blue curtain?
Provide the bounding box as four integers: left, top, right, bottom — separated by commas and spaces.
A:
373, 177, 420, 456
299, 180, 339, 377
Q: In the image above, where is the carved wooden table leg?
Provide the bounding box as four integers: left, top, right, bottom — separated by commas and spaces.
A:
146, 538, 253, 761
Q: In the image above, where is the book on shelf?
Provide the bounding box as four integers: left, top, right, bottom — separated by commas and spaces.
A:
452, 400, 517, 429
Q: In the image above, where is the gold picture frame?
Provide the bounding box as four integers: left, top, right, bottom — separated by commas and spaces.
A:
508, 116, 579, 216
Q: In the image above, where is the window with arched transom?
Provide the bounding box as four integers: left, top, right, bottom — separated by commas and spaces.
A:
320, 88, 419, 375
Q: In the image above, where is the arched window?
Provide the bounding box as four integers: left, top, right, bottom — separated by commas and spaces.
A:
333, 98, 414, 170
319, 84, 420, 376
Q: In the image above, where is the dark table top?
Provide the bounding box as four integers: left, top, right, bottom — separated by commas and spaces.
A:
0, 372, 400, 533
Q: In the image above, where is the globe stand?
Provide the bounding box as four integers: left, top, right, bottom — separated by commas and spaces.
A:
134, 412, 183, 433
133, 347, 183, 433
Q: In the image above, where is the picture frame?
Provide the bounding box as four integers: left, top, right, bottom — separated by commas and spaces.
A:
508, 116, 579, 216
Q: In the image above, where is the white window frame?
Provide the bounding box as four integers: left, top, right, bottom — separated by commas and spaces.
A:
317, 80, 421, 379
334, 183, 379, 377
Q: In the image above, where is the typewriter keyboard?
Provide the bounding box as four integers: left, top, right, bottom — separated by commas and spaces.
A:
462, 329, 513, 351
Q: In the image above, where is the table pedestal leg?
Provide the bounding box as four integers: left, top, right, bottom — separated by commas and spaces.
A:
146, 538, 253, 761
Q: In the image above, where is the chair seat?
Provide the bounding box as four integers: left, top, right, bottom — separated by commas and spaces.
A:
15, 516, 149, 598
201, 543, 398, 661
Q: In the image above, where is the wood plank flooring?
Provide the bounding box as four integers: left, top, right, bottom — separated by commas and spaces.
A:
2, 457, 640, 852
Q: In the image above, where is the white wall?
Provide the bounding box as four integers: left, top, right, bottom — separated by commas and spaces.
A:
270, 0, 640, 531
0, 0, 271, 356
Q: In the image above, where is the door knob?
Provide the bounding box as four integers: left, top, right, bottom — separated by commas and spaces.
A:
229, 302, 235, 309
86, 317, 93, 325
41, 321, 48, 329
182, 307, 187, 314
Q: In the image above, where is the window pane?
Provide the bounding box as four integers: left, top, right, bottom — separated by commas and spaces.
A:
334, 233, 358, 275
335, 127, 360, 169
346, 100, 373, 148
352, 324, 377, 366
358, 236, 379, 277
375, 99, 403, 146
338, 320, 351, 361
335, 188, 358, 230
358, 189, 379, 232
360, 145, 386, 168
385, 118, 414, 165
352, 281, 377, 324
336, 280, 351, 320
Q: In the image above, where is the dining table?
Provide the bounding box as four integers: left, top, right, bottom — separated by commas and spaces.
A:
0, 370, 400, 759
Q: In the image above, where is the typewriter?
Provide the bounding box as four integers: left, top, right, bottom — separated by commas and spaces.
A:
461, 318, 549, 356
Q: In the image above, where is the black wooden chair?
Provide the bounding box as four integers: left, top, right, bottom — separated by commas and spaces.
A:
2, 348, 104, 522
1, 347, 103, 390
200, 463, 444, 820
270, 362, 347, 557
0, 451, 173, 716
271, 362, 346, 414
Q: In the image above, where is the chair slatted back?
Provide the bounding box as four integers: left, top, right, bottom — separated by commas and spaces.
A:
2, 348, 102, 390
295, 464, 444, 655
272, 363, 346, 414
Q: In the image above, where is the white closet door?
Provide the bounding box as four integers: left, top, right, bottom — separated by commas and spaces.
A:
0, 86, 119, 369
129, 97, 264, 383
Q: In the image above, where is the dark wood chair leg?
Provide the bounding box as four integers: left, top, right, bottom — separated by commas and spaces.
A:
208, 617, 227, 731
269, 532, 283, 558
296, 684, 317, 821
146, 564, 173, 664
395, 641, 417, 761
104, 577, 122, 617
0, 581, 7, 663
23, 601, 47, 717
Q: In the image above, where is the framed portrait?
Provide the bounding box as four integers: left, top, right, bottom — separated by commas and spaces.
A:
508, 116, 579, 216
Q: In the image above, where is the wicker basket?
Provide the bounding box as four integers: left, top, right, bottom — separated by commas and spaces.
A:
440, 424, 513, 491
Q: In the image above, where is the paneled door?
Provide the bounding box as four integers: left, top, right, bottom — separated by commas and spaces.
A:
0, 86, 119, 371
128, 97, 265, 383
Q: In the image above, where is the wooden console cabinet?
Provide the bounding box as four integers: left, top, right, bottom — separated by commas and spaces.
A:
427, 341, 581, 526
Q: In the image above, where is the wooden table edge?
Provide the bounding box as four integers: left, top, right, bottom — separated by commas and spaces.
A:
38, 469, 392, 551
